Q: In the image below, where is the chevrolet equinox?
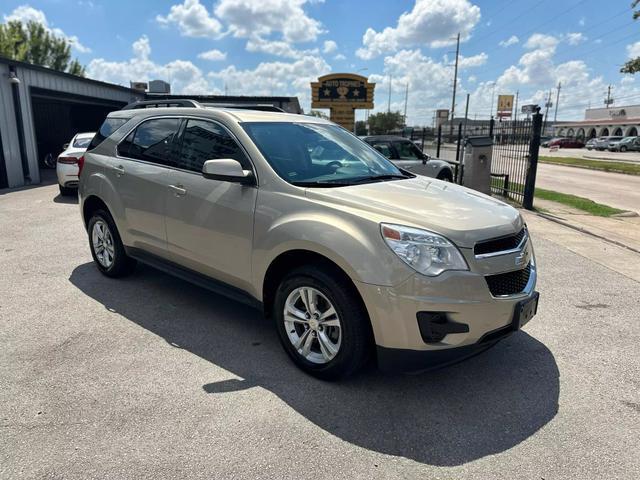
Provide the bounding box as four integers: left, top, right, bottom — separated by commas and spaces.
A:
79, 104, 539, 380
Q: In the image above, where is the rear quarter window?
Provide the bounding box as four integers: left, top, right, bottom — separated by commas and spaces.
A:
88, 117, 129, 150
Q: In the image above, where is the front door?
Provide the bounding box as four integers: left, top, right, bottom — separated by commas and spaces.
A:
107, 117, 181, 256
165, 118, 257, 292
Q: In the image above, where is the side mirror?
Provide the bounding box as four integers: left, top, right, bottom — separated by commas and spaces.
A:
202, 159, 254, 185
62, 143, 69, 150
422, 153, 430, 164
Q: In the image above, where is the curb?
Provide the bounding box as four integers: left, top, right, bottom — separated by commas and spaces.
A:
534, 211, 640, 255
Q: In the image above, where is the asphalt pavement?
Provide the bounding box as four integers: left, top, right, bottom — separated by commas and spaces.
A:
1, 183, 639, 479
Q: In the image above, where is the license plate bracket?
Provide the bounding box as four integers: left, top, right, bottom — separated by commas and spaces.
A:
512, 292, 539, 330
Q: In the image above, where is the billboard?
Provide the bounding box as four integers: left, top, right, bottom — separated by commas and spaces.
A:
311, 73, 375, 130
497, 94, 514, 118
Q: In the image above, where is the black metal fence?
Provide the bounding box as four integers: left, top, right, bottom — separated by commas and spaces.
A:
489, 112, 543, 208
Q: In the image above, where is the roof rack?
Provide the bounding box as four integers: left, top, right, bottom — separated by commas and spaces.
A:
121, 99, 203, 110
201, 103, 285, 113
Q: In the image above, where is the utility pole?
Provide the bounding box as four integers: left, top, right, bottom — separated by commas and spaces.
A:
463, 93, 470, 138
449, 33, 460, 137
543, 90, 553, 135
514, 90, 519, 121
403, 83, 409, 126
604, 85, 613, 108
553, 82, 561, 122
489, 82, 496, 118
387, 73, 392, 113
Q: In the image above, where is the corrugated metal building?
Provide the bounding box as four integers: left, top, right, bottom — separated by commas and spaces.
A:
0, 57, 142, 189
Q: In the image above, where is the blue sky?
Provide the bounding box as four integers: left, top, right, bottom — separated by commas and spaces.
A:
2, 0, 639, 124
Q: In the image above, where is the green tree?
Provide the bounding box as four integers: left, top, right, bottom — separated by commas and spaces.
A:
621, 1, 640, 74
355, 120, 367, 136
367, 111, 404, 134
0, 20, 85, 76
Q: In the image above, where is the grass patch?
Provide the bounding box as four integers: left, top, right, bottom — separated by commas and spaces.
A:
491, 177, 626, 217
533, 188, 625, 217
539, 156, 640, 176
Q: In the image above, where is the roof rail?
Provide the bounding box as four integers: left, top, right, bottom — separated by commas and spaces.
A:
121, 99, 203, 110
201, 103, 285, 112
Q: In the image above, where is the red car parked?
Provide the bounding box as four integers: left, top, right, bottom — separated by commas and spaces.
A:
547, 138, 584, 148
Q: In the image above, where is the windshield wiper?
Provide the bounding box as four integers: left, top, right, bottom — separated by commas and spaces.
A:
349, 174, 409, 184
291, 179, 356, 187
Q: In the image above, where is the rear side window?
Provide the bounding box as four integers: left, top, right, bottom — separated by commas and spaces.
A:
88, 117, 128, 150
118, 118, 180, 166
177, 119, 250, 172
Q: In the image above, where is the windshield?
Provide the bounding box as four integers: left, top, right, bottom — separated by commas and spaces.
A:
73, 137, 92, 148
242, 122, 407, 187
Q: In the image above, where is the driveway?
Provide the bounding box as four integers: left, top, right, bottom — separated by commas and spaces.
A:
536, 162, 640, 213
1, 184, 639, 479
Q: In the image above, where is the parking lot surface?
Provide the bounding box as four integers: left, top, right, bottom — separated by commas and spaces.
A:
1, 183, 639, 479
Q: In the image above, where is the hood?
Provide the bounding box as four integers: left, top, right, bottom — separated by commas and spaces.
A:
306, 177, 522, 248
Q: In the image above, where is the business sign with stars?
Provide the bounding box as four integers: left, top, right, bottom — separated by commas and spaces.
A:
311, 73, 375, 130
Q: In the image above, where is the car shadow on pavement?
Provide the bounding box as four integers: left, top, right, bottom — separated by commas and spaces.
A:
53, 193, 78, 204
69, 262, 559, 467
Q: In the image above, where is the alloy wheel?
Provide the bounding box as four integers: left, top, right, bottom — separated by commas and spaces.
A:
92, 220, 115, 268
283, 287, 342, 364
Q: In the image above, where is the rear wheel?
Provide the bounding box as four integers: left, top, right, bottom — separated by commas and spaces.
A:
273, 265, 371, 380
87, 209, 136, 278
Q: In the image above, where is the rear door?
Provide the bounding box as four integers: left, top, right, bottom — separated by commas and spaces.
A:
165, 118, 257, 292
108, 117, 180, 256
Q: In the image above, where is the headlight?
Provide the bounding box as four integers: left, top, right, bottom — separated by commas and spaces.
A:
380, 223, 468, 276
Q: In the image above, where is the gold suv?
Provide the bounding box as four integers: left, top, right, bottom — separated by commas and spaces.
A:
79, 104, 538, 380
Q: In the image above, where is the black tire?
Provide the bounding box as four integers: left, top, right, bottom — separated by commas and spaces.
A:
437, 170, 453, 182
58, 184, 76, 196
273, 265, 372, 380
620, 146, 627, 152
87, 209, 136, 278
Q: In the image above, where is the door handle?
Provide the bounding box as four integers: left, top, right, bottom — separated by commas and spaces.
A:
112, 164, 125, 177
169, 184, 187, 197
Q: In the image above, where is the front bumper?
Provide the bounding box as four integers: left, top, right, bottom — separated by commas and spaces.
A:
355, 257, 538, 373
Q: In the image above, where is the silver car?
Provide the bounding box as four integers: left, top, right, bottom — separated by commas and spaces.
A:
363, 136, 454, 181
79, 104, 538, 379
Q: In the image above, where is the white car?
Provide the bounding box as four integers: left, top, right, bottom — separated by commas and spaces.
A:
56, 132, 95, 196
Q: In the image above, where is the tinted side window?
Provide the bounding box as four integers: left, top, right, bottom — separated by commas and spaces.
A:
371, 142, 393, 158
177, 119, 250, 172
118, 118, 180, 166
88, 117, 128, 150
395, 141, 422, 159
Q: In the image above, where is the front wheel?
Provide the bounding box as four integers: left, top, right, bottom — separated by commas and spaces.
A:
273, 265, 372, 380
620, 146, 627, 152
87, 209, 136, 278
437, 171, 453, 182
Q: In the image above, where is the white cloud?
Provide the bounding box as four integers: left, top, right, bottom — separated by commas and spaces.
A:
458, 53, 488, 68
86, 36, 212, 94
323, 40, 338, 54
156, 0, 223, 38
208, 55, 330, 109
215, 0, 324, 43
197, 49, 227, 61
356, 0, 482, 60
565, 32, 586, 45
499, 35, 519, 48
627, 41, 640, 59
334, 53, 346, 61
4, 5, 91, 53
524, 33, 559, 50
245, 36, 318, 59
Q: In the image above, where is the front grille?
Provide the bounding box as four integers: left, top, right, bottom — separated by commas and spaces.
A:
475, 228, 526, 256
485, 263, 531, 296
